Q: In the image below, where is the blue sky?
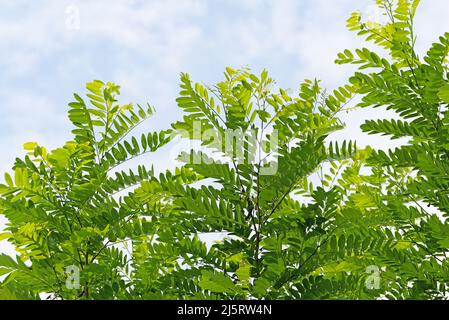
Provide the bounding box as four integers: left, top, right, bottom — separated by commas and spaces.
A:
1, 0, 449, 256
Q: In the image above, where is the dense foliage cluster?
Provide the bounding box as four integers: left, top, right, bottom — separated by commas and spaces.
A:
1, 0, 448, 300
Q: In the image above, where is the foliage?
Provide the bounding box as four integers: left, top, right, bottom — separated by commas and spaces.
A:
337, 0, 449, 299
1, 0, 449, 300
0, 81, 172, 299
135, 66, 383, 299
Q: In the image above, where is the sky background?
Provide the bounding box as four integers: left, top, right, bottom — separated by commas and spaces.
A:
1, 0, 449, 256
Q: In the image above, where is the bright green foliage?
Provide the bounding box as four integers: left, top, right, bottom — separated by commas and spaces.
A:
130, 66, 399, 300
0, 81, 172, 299
337, 0, 449, 299
1, 0, 449, 300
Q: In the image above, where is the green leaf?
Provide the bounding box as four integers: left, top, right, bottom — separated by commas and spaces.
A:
438, 84, 449, 103
0, 233, 12, 241
0, 268, 13, 277
4, 173, 13, 187
235, 260, 251, 283
23, 142, 37, 151
199, 270, 239, 294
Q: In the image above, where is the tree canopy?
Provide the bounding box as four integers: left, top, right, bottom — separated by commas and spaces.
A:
1, 0, 449, 300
